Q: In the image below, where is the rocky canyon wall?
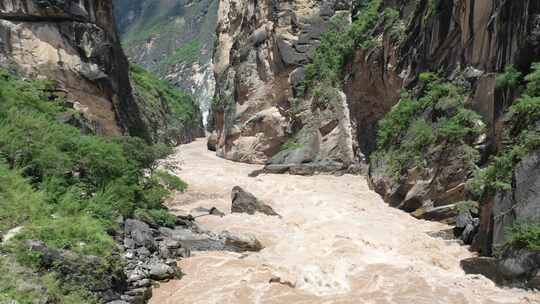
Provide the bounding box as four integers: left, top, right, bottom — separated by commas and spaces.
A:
210, 0, 540, 275
208, 0, 356, 165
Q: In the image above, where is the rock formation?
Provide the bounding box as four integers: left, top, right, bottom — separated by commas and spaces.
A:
231, 186, 279, 217
208, 0, 356, 165
0, 0, 203, 144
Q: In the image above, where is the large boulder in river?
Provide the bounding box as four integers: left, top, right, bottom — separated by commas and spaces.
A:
461, 247, 540, 287
231, 186, 279, 216
222, 231, 263, 252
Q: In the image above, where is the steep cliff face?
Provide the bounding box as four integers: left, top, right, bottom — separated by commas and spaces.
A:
0, 0, 202, 144
114, 0, 218, 122
0, 0, 148, 137
208, 0, 356, 165
210, 0, 540, 271
366, 0, 540, 253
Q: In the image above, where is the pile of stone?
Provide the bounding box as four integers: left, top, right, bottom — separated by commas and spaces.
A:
110, 216, 263, 304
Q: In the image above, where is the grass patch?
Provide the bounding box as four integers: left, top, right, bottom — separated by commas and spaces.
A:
160, 39, 202, 66
0, 255, 99, 304
0, 69, 179, 302
154, 170, 188, 192
496, 65, 523, 90
130, 64, 198, 128
280, 138, 304, 152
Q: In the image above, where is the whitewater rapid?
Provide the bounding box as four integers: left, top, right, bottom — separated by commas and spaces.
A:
151, 139, 538, 304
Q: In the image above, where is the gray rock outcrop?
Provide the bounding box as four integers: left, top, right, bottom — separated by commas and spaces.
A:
231, 186, 279, 217
208, 0, 355, 165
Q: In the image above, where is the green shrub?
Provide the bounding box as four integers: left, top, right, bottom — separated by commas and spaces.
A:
0, 162, 47, 233
525, 62, 540, 96
496, 65, 522, 90
301, 0, 383, 94
130, 64, 198, 124
506, 222, 540, 251
0, 255, 99, 304
280, 138, 304, 152
372, 75, 483, 180
377, 97, 421, 149
134, 208, 177, 228
161, 40, 202, 66
437, 108, 483, 142
154, 170, 188, 192
0, 69, 179, 301
115, 136, 173, 172
18, 216, 115, 256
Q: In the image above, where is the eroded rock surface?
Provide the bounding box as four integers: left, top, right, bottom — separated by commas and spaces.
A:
208, 0, 355, 165
0, 0, 144, 137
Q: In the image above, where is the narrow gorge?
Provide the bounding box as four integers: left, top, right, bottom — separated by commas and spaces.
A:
1, 0, 540, 303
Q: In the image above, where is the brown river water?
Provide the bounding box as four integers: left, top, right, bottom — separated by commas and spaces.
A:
150, 139, 539, 304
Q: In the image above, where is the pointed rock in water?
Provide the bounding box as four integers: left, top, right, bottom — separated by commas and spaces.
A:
231, 186, 279, 217
222, 231, 263, 252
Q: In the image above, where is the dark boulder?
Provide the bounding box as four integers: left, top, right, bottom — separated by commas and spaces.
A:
461, 247, 540, 287
461, 257, 503, 284
124, 219, 157, 251
231, 186, 279, 216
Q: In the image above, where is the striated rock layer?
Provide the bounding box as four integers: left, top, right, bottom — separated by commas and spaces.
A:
208, 0, 355, 165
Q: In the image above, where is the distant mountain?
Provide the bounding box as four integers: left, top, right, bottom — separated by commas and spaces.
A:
114, 0, 218, 122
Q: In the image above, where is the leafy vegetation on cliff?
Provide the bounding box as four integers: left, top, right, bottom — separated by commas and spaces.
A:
301, 0, 383, 93
301, 0, 407, 97
131, 64, 197, 123
130, 64, 201, 144
160, 39, 202, 67
0, 69, 185, 302
372, 74, 484, 181
471, 63, 540, 197
507, 222, 540, 251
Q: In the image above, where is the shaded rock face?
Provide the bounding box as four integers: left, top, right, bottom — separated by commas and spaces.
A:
208, 0, 354, 165
461, 248, 540, 289
113, 0, 218, 123
0, 0, 149, 138
488, 149, 540, 252
367, 0, 540, 225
